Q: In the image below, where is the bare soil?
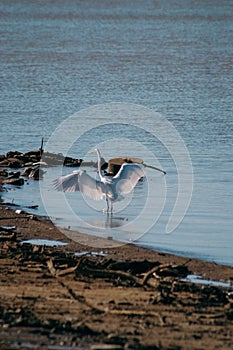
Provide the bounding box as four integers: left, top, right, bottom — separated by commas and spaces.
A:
0, 204, 232, 349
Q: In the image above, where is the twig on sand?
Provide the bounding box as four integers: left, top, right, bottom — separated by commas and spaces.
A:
142, 264, 173, 285
46, 258, 104, 314
46, 258, 80, 277
46, 259, 57, 276
83, 267, 144, 286
105, 308, 164, 325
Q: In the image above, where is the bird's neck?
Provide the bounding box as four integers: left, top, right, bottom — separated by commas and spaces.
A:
96, 149, 104, 181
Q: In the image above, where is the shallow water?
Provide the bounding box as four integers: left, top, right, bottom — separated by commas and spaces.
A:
21, 239, 68, 247
181, 274, 233, 289
1, 1, 233, 266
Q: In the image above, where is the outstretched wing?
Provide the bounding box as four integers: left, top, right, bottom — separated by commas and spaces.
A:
113, 163, 146, 195
53, 170, 105, 201
53, 171, 81, 192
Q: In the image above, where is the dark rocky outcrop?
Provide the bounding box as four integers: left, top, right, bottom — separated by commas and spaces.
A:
0, 150, 83, 169
0, 147, 83, 187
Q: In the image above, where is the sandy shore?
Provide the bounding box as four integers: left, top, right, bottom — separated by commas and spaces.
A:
0, 203, 233, 349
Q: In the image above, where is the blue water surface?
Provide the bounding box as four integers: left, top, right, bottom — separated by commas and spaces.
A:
1, 0, 233, 266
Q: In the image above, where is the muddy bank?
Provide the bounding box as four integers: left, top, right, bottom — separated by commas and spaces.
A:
0, 205, 233, 349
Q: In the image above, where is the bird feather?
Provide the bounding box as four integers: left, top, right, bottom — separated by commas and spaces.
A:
53, 170, 105, 200
113, 163, 146, 195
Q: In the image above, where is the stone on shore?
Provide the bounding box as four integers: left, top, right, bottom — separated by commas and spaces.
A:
22, 166, 45, 180
0, 169, 8, 177
1, 148, 83, 169
2, 177, 24, 186
0, 157, 23, 168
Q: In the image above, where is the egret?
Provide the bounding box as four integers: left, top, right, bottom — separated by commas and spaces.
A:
53, 148, 146, 213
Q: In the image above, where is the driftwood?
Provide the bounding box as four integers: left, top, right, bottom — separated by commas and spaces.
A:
0, 232, 16, 241
0, 215, 34, 220
47, 258, 82, 277
142, 263, 189, 285
46, 258, 164, 324
46, 254, 190, 292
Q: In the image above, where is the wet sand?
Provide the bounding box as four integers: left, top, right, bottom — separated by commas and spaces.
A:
0, 204, 233, 349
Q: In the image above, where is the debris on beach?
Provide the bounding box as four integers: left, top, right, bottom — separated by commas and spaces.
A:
0, 237, 232, 349
0, 203, 232, 349
2, 173, 24, 186
0, 225, 16, 241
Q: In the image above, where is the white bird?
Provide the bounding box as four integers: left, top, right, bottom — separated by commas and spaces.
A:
53, 148, 146, 213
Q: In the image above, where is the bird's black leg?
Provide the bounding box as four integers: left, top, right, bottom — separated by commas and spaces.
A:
106, 198, 110, 213
110, 202, 113, 214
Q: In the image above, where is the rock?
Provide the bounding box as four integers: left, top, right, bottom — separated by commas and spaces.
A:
0, 169, 8, 177
2, 177, 24, 186
64, 158, 83, 167
24, 150, 41, 158
8, 172, 21, 179
22, 166, 45, 180
6, 151, 22, 158
0, 159, 10, 167
28, 167, 45, 180
14, 154, 32, 164
21, 167, 33, 177
1, 149, 83, 169
6, 158, 23, 168
0, 158, 23, 168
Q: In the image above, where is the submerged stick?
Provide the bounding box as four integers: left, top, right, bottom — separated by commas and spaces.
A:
40, 137, 44, 157
0, 216, 32, 220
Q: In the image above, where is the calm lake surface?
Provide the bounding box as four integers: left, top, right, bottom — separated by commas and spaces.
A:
1, 1, 233, 266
